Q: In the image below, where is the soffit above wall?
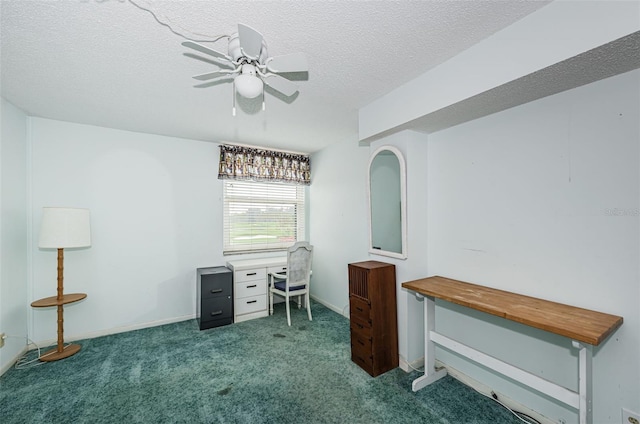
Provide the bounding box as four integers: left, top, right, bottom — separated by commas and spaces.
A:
382, 31, 640, 139
358, 1, 640, 143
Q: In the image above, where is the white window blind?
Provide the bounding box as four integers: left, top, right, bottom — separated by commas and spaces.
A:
223, 180, 305, 254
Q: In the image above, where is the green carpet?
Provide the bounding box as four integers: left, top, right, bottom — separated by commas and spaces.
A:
1, 301, 521, 423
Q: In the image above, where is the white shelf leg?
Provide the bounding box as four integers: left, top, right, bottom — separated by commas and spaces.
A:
412, 293, 447, 391
573, 340, 593, 424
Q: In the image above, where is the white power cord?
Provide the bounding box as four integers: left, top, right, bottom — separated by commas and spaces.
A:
423, 364, 540, 424
482, 390, 541, 424
96, 0, 230, 43
406, 361, 425, 373
4, 335, 47, 369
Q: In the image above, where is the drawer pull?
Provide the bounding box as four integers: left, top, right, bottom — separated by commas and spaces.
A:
210, 310, 223, 316
246, 284, 257, 288
356, 323, 363, 329
358, 339, 365, 346
246, 272, 257, 276
210, 288, 223, 294
356, 307, 363, 312
247, 300, 257, 304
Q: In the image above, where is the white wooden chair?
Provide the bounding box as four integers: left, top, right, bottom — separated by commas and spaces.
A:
268, 241, 313, 326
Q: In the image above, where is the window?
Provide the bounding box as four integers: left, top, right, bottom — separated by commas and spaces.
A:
223, 180, 305, 254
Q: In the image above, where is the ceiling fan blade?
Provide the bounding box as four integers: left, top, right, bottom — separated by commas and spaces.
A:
182, 40, 231, 62
194, 76, 234, 88
183, 52, 235, 70
193, 70, 228, 81
266, 53, 308, 73
238, 23, 264, 60
263, 74, 299, 97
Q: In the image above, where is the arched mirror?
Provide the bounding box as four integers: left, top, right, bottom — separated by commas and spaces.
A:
367, 146, 407, 259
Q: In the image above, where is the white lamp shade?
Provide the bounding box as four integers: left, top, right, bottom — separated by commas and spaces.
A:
39, 207, 91, 249
235, 74, 264, 99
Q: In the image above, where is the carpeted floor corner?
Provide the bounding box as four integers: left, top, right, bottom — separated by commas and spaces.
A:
0, 301, 521, 423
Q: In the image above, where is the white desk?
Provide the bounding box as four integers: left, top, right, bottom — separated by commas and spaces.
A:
402, 276, 623, 424
226, 257, 287, 323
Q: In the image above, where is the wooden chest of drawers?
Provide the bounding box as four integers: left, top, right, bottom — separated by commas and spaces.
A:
348, 261, 398, 377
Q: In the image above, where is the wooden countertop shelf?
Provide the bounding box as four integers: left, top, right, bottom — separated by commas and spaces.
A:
31, 293, 87, 308
402, 276, 623, 346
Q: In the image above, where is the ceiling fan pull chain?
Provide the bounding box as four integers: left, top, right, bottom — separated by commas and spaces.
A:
232, 80, 237, 117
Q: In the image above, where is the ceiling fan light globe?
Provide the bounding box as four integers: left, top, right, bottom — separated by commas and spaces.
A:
235, 74, 263, 98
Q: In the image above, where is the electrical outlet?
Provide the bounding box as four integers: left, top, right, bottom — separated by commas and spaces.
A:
623, 408, 640, 424
0, 332, 5, 348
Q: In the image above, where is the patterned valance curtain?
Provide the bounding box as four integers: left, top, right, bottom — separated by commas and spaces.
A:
218, 144, 311, 185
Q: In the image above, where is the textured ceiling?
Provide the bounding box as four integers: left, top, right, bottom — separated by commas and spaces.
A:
1, 0, 550, 153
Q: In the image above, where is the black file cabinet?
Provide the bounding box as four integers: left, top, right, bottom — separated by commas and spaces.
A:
197, 266, 233, 330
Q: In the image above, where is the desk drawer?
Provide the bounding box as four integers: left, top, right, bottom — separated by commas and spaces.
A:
267, 265, 287, 276
349, 296, 371, 322
235, 268, 266, 283
235, 279, 266, 299
235, 294, 266, 315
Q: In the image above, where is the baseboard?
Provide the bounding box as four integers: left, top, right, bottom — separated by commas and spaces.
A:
26, 298, 347, 350
12, 306, 551, 424
399, 355, 425, 373
435, 360, 554, 424
29, 297, 346, 350
30, 314, 195, 349
315, 296, 548, 424
397, 356, 553, 424
310, 295, 349, 318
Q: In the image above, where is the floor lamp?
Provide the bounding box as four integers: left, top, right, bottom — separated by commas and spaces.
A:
32, 207, 91, 361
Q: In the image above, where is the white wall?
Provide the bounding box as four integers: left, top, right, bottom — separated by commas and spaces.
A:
369, 132, 430, 368
308, 139, 369, 314
309, 129, 432, 371
0, 98, 29, 373
426, 69, 639, 423
28, 118, 226, 342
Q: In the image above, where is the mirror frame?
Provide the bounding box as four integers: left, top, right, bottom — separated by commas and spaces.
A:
367, 145, 408, 260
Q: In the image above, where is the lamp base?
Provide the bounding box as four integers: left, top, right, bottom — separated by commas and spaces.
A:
40, 344, 82, 362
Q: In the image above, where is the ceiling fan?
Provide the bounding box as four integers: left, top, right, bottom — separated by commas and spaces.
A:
182, 23, 308, 115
